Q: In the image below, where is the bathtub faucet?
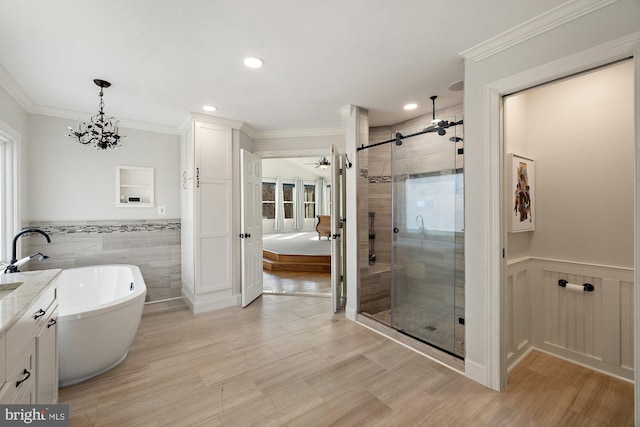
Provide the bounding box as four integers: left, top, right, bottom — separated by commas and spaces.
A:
4, 228, 51, 274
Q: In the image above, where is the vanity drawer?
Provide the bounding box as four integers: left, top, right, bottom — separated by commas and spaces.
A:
6, 285, 56, 375
0, 339, 35, 404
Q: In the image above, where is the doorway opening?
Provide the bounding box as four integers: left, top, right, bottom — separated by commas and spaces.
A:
502, 60, 635, 389
260, 155, 334, 298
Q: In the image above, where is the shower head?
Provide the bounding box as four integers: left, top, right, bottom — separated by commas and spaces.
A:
449, 137, 463, 142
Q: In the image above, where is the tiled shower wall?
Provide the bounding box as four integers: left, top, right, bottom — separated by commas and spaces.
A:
23, 220, 181, 302
358, 127, 393, 315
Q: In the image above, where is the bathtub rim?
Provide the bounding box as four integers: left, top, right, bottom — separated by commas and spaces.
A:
57, 264, 147, 322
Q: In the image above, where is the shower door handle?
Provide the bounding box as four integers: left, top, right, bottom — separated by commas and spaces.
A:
393, 227, 399, 234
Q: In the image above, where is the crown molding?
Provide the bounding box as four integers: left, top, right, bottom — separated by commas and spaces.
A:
0, 65, 180, 135
0, 64, 36, 112
1, 65, 346, 139
239, 122, 258, 139
339, 104, 356, 119
188, 112, 246, 130
460, 0, 620, 62
252, 127, 345, 140
33, 104, 180, 135
254, 148, 331, 159
486, 31, 640, 95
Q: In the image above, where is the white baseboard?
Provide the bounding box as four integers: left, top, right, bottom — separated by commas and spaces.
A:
181, 287, 241, 314
464, 359, 491, 390
192, 294, 241, 314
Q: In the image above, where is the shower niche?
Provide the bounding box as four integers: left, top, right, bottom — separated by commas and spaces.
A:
357, 111, 465, 359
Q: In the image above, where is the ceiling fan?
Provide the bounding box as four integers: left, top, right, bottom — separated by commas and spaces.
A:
304, 157, 331, 169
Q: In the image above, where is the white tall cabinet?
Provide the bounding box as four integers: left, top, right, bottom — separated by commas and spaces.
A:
181, 116, 242, 313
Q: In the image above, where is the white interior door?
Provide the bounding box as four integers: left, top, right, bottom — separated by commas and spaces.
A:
241, 149, 263, 307
330, 145, 342, 312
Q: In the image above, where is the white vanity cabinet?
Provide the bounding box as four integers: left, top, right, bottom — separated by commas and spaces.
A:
0, 281, 58, 404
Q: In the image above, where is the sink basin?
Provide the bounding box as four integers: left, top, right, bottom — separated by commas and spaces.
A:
0, 281, 23, 300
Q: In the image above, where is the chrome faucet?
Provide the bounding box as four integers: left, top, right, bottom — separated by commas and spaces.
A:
4, 228, 51, 273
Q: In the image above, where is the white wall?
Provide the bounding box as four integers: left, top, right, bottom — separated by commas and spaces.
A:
27, 114, 180, 221
254, 134, 344, 154
463, 0, 640, 390
0, 86, 28, 134
262, 158, 325, 181
506, 61, 634, 266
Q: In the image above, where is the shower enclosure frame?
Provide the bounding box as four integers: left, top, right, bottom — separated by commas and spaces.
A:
357, 114, 465, 360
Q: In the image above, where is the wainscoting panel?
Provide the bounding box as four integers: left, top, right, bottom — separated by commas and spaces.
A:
506, 257, 634, 381
23, 220, 181, 303
505, 260, 531, 365
620, 280, 634, 370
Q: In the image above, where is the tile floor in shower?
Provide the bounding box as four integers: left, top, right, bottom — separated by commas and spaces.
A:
363, 303, 465, 358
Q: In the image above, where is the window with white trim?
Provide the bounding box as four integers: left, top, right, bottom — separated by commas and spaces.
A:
0, 126, 17, 264
283, 183, 294, 219
262, 181, 275, 219
304, 184, 315, 219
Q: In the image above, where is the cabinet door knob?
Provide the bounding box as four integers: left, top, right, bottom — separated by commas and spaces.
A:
16, 369, 31, 387
34, 308, 46, 319
47, 318, 57, 328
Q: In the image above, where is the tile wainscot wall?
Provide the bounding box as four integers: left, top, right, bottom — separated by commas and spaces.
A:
22, 220, 181, 302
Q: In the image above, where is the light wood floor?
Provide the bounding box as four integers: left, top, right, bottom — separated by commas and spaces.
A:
263, 270, 331, 296
59, 295, 633, 426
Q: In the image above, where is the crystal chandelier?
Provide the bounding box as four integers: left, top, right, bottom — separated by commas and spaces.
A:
68, 79, 124, 149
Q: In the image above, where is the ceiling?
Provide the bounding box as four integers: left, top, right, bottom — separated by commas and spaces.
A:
282, 157, 332, 179
0, 0, 569, 133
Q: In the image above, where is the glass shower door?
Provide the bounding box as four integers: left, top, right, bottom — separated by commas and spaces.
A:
392, 117, 464, 357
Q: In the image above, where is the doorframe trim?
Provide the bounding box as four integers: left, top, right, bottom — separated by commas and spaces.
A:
484, 32, 640, 402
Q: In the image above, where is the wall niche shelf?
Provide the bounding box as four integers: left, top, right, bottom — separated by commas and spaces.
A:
116, 165, 154, 207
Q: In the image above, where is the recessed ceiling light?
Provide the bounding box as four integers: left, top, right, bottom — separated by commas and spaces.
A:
404, 103, 418, 110
244, 57, 264, 68
202, 105, 217, 112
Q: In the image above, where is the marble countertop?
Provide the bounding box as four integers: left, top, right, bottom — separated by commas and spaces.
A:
0, 269, 61, 335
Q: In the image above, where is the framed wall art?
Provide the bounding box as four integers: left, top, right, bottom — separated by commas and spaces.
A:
508, 153, 535, 232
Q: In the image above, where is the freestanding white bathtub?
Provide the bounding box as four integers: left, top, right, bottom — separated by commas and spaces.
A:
57, 264, 146, 386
